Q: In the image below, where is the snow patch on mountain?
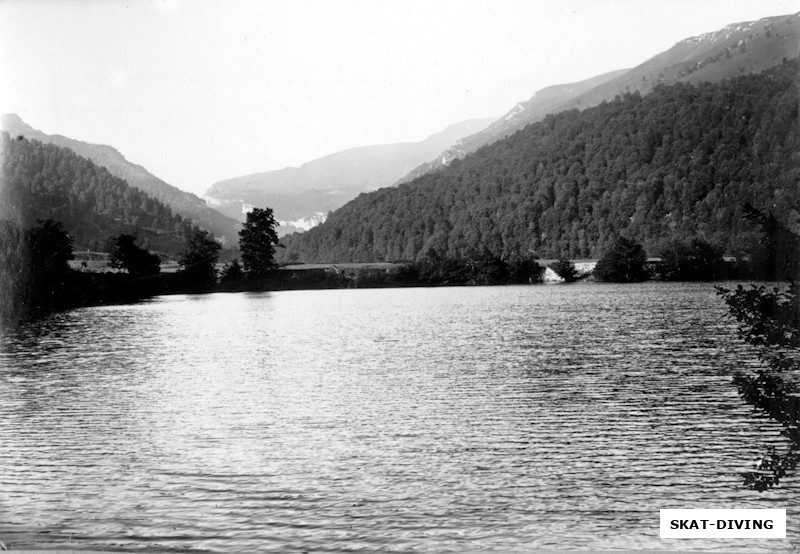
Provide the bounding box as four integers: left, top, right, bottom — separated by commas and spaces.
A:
279, 212, 328, 232
681, 20, 758, 45
503, 103, 526, 122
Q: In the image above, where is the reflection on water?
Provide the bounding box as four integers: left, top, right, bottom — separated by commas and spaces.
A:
0, 282, 797, 552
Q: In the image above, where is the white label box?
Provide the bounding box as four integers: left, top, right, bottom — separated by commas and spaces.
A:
660, 509, 786, 538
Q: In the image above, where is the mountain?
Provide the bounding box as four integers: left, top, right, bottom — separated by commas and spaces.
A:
397, 69, 630, 184
1, 114, 240, 244
277, 59, 799, 263
1, 132, 196, 255
203, 118, 496, 234
400, 12, 800, 183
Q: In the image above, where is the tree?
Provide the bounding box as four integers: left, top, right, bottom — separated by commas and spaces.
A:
742, 203, 800, 281
27, 219, 74, 314
239, 207, 280, 279
716, 213, 800, 490
717, 282, 800, 490
594, 237, 648, 282
179, 229, 220, 289
219, 258, 245, 288
0, 221, 29, 324
28, 219, 74, 278
506, 254, 544, 284
108, 234, 160, 277
550, 257, 579, 282
463, 247, 508, 285
415, 249, 468, 285
1, 219, 74, 323
657, 237, 725, 280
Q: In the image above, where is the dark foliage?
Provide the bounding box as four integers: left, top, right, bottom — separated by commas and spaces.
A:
279, 59, 800, 264
219, 258, 245, 289
721, 283, 800, 352
718, 282, 800, 491
1, 132, 196, 254
410, 249, 543, 286
27, 219, 74, 277
594, 237, 648, 282
656, 237, 725, 281
23, 219, 73, 311
179, 229, 221, 290
506, 254, 546, 284
1, 219, 73, 323
0, 221, 27, 323
550, 258, 579, 282
742, 203, 800, 281
240, 208, 280, 279
1, 218, 221, 325
108, 234, 161, 277
717, 213, 800, 490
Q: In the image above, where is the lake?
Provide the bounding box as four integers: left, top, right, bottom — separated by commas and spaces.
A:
1, 282, 797, 552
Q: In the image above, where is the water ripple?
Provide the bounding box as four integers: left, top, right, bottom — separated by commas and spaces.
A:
0, 282, 797, 552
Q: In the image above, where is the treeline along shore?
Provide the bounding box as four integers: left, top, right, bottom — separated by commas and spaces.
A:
3, 60, 799, 325
2, 199, 797, 328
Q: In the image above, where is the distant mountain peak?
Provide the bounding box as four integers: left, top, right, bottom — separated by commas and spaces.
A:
678, 12, 799, 49
681, 21, 755, 45
203, 117, 497, 234
398, 11, 800, 186
1, 113, 33, 132
683, 14, 793, 47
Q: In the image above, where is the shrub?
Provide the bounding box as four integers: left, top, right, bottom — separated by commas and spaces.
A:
550, 257, 579, 282
594, 237, 648, 282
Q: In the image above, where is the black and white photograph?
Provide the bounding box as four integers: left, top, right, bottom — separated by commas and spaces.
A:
1, 0, 799, 551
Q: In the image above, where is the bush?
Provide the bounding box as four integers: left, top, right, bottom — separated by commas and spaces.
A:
1, 219, 75, 324
179, 229, 221, 290
716, 204, 800, 490
594, 237, 648, 282
550, 257, 579, 282
108, 234, 160, 277
657, 238, 725, 281
742, 204, 800, 281
507, 254, 545, 284
717, 282, 800, 490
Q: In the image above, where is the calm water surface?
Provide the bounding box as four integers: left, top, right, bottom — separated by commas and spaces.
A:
1, 282, 798, 552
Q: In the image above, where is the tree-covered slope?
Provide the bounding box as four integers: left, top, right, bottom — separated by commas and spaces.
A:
0, 114, 241, 245
397, 69, 630, 185
400, 12, 800, 184
279, 59, 799, 263
1, 133, 196, 255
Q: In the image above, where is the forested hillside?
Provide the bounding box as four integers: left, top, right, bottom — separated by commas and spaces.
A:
397, 69, 630, 184
399, 12, 800, 184
1, 114, 241, 244
279, 59, 799, 263
1, 133, 196, 255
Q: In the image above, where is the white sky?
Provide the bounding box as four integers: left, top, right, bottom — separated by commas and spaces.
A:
1, 0, 798, 196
